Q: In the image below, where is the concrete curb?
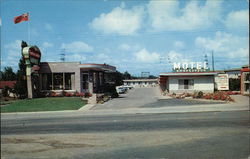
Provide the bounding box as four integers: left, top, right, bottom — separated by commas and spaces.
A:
82, 104, 249, 116
2, 103, 248, 120
78, 104, 96, 111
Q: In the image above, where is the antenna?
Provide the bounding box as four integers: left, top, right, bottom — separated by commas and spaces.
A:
160, 55, 172, 72
60, 48, 66, 62
204, 54, 209, 69
211, 51, 214, 71
141, 72, 150, 78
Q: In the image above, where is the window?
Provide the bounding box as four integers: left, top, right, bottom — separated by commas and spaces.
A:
65, 73, 73, 90
41, 73, 75, 90
244, 72, 249, 81
41, 74, 52, 90
53, 73, 63, 90
82, 73, 88, 90
178, 79, 194, 90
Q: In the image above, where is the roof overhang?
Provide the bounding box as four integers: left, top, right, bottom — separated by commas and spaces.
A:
159, 72, 218, 76
123, 79, 158, 82
79, 63, 116, 72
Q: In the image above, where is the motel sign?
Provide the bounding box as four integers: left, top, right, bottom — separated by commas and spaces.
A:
173, 62, 210, 72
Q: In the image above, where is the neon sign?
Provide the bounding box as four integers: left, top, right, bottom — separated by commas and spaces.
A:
173, 62, 210, 72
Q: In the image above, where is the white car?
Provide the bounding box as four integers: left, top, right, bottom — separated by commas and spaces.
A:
116, 87, 126, 94
123, 85, 133, 90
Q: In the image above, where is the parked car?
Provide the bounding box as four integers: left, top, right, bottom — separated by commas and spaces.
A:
123, 85, 133, 90
116, 87, 126, 94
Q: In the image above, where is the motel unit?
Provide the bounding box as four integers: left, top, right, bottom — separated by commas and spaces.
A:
39, 62, 116, 94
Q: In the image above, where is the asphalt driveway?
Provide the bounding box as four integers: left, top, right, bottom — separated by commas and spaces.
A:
91, 87, 225, 110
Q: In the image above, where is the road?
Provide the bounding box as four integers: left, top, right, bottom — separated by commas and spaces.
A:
1, 111, 249, 159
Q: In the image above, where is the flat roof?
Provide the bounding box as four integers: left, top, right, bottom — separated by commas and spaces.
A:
79, 63, 116, 72
159, 72, 218, 76
123, 79, 158, 82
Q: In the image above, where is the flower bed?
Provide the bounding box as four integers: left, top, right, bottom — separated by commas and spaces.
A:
169, 91, 234, 102
47, 91, 91, 98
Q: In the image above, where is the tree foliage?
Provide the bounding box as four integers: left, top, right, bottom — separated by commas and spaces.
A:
13, 41, 28, 99
0, 67, 17, 81
229, 78, 240, 91
123, 71, 131, 79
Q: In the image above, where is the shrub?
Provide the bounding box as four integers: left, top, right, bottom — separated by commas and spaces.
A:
79, 93, 84, 97
65, 92, 70, 97
197, 91, 203, 98
50, 92, 57, 97
203, 94, 212, 99
213, 95, 220, 100
2, 86, 10, 97
102, 83, 118, 98
62, 90, 66, 97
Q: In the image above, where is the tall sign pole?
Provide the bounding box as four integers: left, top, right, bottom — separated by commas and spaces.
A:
22, 46, 33, 98
21, 41, 41, 99
212, 51, 215, 71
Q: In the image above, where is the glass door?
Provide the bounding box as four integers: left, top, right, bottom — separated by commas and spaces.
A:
82, 73, 89, 92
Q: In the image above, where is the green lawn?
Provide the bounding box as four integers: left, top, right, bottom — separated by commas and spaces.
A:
1, 97, 87, 113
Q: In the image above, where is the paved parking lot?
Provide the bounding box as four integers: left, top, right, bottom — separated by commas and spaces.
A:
91, 87, 225, 110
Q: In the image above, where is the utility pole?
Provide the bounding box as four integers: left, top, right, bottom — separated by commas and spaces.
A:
60, 48, 66, 62
212, 51, 215, 71
204, 54, 209, 70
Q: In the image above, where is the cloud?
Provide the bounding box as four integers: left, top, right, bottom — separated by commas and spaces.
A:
134, 48, 160, 63
3, 40, 22, 69
90, 3, 144, 35
61, 41, 93, 53
4, 40, 21, 50
45, 23, 53, 31
118, 43, 131, 51
147, 0, 222, 31
30, 28, 39, 36
67, 53, 86, 62
225, 9, 249, 30
166, 50, 183, 62
195, 31, 249, 58
174, 41, 185, 48
42, 42, 54, 48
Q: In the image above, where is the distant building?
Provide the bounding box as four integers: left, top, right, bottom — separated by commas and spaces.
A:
0, 81, 17, 89
219, 68, 241, 79
0, 81, 17, 97
123, 79, 158, 87
215, 68, 242, 91
240, 65, 250, 95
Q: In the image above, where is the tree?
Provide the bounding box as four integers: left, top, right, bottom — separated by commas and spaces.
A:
0, 67, 16, 81
148, 75, 157, 79
229, 78, 240, 91
123, 71, 131, 79
14, 57, 28, 99
13, 41, 28, 99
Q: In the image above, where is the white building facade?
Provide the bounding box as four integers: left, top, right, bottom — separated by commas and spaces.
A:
159, 72, 217, 94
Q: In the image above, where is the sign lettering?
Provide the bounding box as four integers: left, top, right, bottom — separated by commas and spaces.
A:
173, 62, 209, 72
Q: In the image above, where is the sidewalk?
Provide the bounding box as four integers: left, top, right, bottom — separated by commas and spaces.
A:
1, 94, 249, 120
2, 101, 248, 120
81, 103, 249, 116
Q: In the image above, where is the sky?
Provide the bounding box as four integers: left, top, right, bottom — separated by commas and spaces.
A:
1, 0, 249, 76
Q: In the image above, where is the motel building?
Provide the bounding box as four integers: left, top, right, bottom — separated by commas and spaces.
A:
39, 62, 116, 94
159, 62, 218, 94
123, 79, 158, 88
